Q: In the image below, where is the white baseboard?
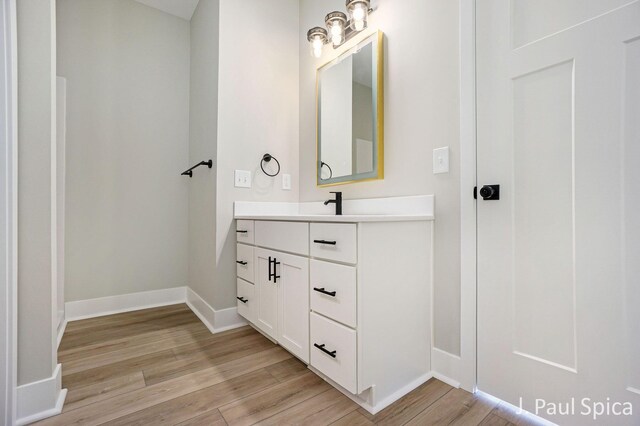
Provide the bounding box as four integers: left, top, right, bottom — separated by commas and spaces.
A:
56, 319, 67, 349
309, 366, 432, 415
431, 371, 461, 389
431, 347, 466, 390
65, 287, 187, 321
16, 364, 67, 425
186, 287, 247, 334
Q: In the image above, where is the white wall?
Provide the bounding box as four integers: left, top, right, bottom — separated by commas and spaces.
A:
189, 0, 219, 306
16, 0, 58, 386
299, 0, 462, 356
57, 0, 191, 302
214, 0, 299, 310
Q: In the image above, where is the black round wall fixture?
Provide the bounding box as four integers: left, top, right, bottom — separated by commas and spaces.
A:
320, 161, 333, 179
260, 153, 281, 177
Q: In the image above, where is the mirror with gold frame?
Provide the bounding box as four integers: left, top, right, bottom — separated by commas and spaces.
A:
316, 31, 383, 186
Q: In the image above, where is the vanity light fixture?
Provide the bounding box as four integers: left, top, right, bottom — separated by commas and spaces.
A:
326, 12, 347, 47
307, 0, 374, 58
346, 0, 369, 31
307, 27, 328, 58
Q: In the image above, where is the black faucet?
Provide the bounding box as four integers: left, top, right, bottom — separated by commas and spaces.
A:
324, 191, 342, 215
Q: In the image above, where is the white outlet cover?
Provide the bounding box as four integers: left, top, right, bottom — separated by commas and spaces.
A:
433, 147, 450, 174
234, 170, 252, 188
282, 174, 291, 190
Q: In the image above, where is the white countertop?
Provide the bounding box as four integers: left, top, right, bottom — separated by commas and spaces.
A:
234, 213, 433, 223
234, 195, 435, 223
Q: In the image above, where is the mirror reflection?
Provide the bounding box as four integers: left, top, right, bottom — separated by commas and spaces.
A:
317, 32, 383, 186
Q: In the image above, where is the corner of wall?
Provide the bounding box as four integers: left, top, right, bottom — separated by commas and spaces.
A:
16, 364, 66, 426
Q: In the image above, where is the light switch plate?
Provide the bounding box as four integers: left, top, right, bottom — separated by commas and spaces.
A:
234, 170, 252, 188
433, 147, 450, 174
282, 174, 291, 190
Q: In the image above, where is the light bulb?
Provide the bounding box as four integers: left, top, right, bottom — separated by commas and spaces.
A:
312, 36, 323, 50
353, 4, 365, 21
331, 23, 343, 45
312, 36, 323, 58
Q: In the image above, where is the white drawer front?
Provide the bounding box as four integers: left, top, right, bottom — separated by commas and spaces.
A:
310, 312, 357, 394
236, 278, 256, 323
236, 220, 255, 245
310, 260, 356, 328
254, 221, 309, 256
236, 243, 254, 283
310, 223, 357, 264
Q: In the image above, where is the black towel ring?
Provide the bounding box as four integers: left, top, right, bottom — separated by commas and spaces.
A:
261, 153, 281, 177
320, 161, 333, 179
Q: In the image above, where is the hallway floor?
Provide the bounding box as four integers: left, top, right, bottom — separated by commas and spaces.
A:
36, 304, 539, 425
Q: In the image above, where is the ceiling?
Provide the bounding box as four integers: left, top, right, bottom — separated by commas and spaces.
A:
133, 0, 200, 21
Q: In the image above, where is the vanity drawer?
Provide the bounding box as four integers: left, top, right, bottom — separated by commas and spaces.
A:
236, 278, 256, 323
236, 244, 254, 283
310, 312, 357, 394
236, 220, 255, 245
310, 260, 356, 328
310, 223, 357, 264
254, 221, 309, 256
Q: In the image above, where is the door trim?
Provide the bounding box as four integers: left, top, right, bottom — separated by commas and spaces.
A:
1, 0, 18, 423
431, 0, 477, 393
458, 0, 477, 392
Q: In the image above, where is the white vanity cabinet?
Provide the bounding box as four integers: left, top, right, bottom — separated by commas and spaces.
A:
235, 217, 432, 414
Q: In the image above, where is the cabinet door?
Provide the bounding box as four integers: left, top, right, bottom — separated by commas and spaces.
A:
254, 248, 279, 340
275, 251, 310, 363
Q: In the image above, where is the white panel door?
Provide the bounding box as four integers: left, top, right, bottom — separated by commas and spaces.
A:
254, 248, 279, 340
477, 1, 640, 424
275, 251, 310, 363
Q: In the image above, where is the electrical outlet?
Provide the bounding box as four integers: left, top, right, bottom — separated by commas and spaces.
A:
234, 170, 252, 188
433, 147, 450, 174
282, 174, 291, 190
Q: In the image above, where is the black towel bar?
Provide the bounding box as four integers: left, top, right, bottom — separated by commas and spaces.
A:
181, 160, 213, 177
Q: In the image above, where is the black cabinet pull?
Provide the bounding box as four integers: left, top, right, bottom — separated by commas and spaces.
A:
272, 258, 281, 283
268, 257, 281, 283
314, 343, 337, 358
313, 239, 337, 245
236, 230, 248, 234
237, 296, 248, 304
236, 260, 248, 265
313, 287, 336, 297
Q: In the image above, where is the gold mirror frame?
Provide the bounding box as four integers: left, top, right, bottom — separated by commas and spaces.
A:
316, 31, 384, 187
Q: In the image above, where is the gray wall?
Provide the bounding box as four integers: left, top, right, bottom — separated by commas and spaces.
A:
188, 0, 219, 306
299, 0, 462, 356
17, 0, 57, 385
213, 0, 300, 310
57, 0, 191, 302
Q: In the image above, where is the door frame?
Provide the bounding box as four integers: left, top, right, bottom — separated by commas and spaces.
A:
455, 0, 478, 392
1, 0, 18, 423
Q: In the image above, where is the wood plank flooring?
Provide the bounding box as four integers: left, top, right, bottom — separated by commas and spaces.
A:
35, 304, 541, 426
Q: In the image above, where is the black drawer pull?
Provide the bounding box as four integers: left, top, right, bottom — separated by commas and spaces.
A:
314, 343, 337, 358
313, 239, 337, 245
237, 296, 248, 304
236, 260, 248, 265
313, 287, 336, 297
236, 230, 248, 234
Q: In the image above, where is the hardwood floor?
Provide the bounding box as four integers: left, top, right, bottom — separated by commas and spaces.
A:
35, 304, 541, 426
